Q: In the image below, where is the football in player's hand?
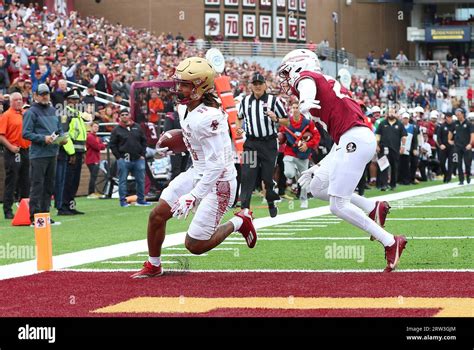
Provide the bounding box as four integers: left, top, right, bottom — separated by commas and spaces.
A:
157, 129, 187, 153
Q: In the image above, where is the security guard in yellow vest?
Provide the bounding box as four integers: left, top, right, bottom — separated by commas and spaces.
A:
58, 89, 90, 215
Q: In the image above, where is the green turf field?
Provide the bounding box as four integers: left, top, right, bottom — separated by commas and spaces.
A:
1, 180, 473, 271
75, 181, 473, 272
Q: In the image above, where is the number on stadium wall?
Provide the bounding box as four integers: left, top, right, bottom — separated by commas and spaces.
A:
288, 17, 298, 40
225, 14, 239, 37
299, 0, 306, 12
225, 0, 239, 6
243, 14, 256, 37
277, 0, 285, 9
288, 0, 297, 11
299, 18, 306, 41
243, 0, 256, 7
276, 17, 286, 39
260, 0, 271, 8
205, 0, 221, 5
259, 15, 272, 39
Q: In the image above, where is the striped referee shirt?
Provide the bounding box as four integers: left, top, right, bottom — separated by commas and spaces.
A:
238, 92, 287, 139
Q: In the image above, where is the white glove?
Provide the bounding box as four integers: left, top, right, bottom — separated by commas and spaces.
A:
171, 193, 197, 220
299, 99, 321, 119
155, 146, 173, 158
298, 164, 320, 191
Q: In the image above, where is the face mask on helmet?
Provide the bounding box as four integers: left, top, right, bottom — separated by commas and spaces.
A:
277, 50, 321, 95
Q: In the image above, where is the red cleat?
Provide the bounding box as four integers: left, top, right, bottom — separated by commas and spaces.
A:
130, 261, 164, 278
384, 235, 407, 272
234, 209, 257, 248
369, 201, 391, 241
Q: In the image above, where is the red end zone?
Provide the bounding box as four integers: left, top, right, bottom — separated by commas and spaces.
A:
0, 271, 472, 317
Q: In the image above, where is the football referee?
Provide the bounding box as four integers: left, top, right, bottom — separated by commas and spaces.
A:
236, 72, 288, 217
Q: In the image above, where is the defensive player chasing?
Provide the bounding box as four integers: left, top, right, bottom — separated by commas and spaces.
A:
277, 49, 407, 272
132, 57, 257, 278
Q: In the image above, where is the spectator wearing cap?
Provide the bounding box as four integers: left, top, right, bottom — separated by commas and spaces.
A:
0, 92, 31, 219
451, 108, 474, 185
22, 83, 67, 224
30, 60, 50, 93
57, 88, 89, 216
236, 72, 288, 217
376, 106, 407, 191
109, 108, 150, 207
436, 113, 455, 183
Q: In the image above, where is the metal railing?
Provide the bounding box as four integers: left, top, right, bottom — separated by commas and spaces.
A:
65, 81, 130, 109
186, 40, 357, 66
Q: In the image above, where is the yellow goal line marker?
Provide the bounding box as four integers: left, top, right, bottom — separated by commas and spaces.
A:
93, 297, 474, 317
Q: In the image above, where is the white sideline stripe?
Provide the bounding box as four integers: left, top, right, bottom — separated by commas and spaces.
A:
221, 242, 247, 245
0, 182, 463, 280
386, 217, 474, 221
445, 196, 474, 199
225, 236, 473, 241
60, 268, 474, 273
161, 254, 208, 257
258, 232, 295, 236
392, 205, 474, 208
270, 225, 330, 228
101, 261, 179, 264
259, 228, 312, 231
140, 248, 236, 253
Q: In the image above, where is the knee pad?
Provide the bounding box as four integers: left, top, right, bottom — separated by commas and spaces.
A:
310, 172, 330, 201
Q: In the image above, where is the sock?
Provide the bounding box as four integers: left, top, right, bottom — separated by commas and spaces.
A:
148, 256, 161, 267
370, 177, 376, 182
329, 196, 395, 247
230, 216, 243, 231
350, 193, 377, 213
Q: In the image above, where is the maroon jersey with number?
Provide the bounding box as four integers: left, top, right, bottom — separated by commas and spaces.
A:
140, 122, 160, 147
291, 71, 367, 144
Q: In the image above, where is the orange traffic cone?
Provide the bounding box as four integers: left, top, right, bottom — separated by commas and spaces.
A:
12, 198, 31, 226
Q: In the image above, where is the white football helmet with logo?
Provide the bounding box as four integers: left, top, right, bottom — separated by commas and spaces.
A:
277, 49, 321, 94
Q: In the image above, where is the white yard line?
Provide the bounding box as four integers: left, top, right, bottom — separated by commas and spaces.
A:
0, 182, 466, 281
101, 261, 179, 264
391, 205, 474, 208
257, 232, 296, 236
61, 268, 474, 273
224, 236, 473, 241
385, 217, 474, 221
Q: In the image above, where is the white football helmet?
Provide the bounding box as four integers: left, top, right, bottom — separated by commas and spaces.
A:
277, 49, 321, 94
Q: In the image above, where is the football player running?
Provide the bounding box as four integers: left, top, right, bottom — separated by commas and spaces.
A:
278, 49, 406, 272
132, 57, 257, 278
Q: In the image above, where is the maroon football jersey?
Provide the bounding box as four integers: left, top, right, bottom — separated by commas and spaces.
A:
141, 122, 160, 147
291, 71, 367, 144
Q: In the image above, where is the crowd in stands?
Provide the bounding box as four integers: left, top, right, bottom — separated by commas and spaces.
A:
0, 2, 473, 218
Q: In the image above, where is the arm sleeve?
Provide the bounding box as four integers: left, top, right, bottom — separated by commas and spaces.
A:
91, 74, 99, 85
297, 78, 317, 106
109, 129, 121, 159
305, 120, 321, 148
190, 132, 227, 200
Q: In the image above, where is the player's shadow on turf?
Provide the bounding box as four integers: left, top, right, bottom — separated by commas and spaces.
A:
164, 257, 190, 276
